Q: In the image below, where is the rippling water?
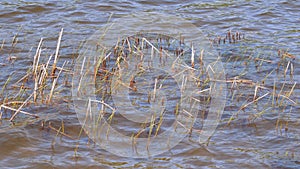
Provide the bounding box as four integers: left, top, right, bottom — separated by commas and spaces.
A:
0, 0, 299, 168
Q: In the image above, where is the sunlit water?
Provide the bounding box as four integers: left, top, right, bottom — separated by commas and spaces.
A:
0, 0, 299, 168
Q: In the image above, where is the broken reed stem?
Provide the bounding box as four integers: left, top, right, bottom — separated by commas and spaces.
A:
89, 99, 116, 111
52, 28, 64, 76
9, 92, 35, 121
142, 37, 173, 58
2, 105, 38, 119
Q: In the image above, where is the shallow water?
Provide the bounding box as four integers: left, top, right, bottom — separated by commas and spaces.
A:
0, 0, 299, 168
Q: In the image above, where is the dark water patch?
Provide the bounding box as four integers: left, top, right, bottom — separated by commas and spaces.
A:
17, 5, 51, 13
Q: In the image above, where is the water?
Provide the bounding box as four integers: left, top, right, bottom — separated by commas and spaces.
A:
0, 0, 299, 168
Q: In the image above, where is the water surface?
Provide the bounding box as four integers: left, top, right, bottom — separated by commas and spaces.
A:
0, 0, 299, 168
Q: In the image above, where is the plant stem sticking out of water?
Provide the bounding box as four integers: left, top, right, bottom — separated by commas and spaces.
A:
51, 28, 63, 76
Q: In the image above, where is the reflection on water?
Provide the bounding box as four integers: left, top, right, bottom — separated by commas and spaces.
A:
0, 0, 299, 168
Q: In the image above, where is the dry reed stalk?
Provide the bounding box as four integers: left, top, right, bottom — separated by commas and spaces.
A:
253, 85, 268, 100
275, 118, 280, 135
126, 37, 132, 53
278, 94, 296, 105
45, 53, 53, 69
183, 109, 193, 117
282, 52, 296, 59
38, 65, 47, 85
1, 101, 26, 106
253, 107, 272, 120
9, 92, 35, 121
284, 61, 290, 77
199, 49, 204, 65
152, 78, 158, 101
254, 57, 273, 63
33, 38, 43, 76
51, 28, 64, 76
272, 79, 276, 107
89, 99, 115, 111
147, 114, 156, 151
61, 120, 65, 133
227, 92, 270, 125
33, 73, 39, 103
94, 51, 111, 81
94, 102, 106, 137
33, 39, 43, 102
1, 73, 13, 95
0, 39, 5, 51
261, 69, 275, 85
206, 64, 216, 75
133, 125, 147, 143
244, 93, 270, 108
176, 120, 189, 131
37, 64, 49, 103
278, 82, 297, 106
180, 34, 184, 45
13, 72, 31, 86
147, 92, 151, 103
114, 37, 120, 53
47, 61, 67, 103
211, 78, 255, 86
290, 62, 294, 76
141, 37, 145, 50
1, 105, 38, 118
142, 38, 166, 54
76, 55, 88, 93
154, 108, 165, 137
106, 110, 115, 139
276, 82, 285, 106
159, 46, 163, 63
48, 122, 74, 139
191, 44, 195, 68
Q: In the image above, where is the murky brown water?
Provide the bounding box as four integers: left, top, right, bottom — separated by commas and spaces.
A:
0, 0, 299, 168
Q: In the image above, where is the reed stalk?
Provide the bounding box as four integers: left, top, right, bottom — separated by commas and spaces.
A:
9, 92, 34, 121
51, 28, 64, 76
